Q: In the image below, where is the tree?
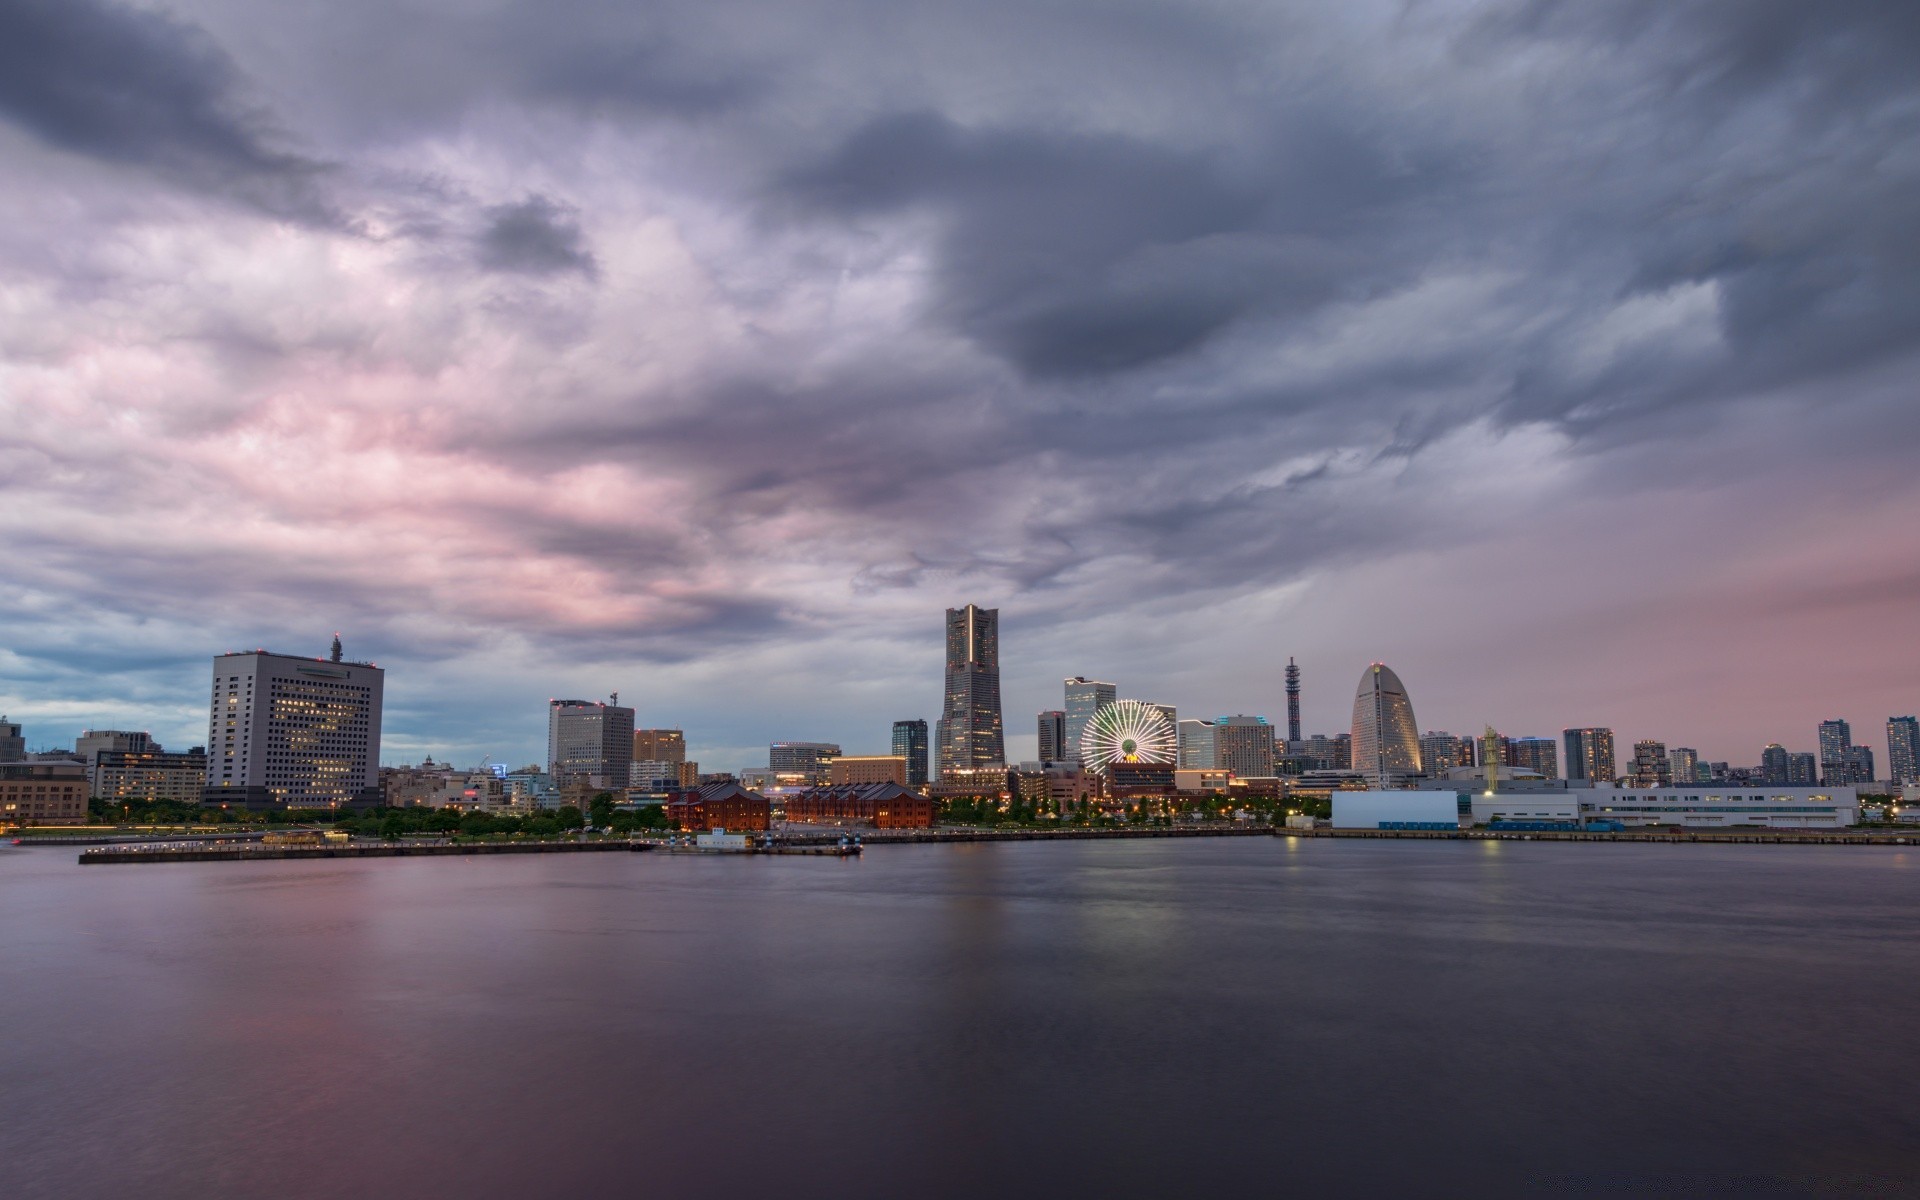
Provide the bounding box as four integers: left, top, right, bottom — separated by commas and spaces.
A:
589, 792, 616, 827
555, 805, 586, 831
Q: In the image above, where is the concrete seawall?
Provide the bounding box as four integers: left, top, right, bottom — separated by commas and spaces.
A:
79, 840, 645, 865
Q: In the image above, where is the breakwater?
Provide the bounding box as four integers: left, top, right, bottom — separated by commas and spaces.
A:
79, 839, 645, 865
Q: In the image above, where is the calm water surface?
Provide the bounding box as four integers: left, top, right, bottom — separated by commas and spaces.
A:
3, 837, 1918, 1198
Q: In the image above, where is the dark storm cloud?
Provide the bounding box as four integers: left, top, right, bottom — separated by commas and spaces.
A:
780, 110, 1437, 377
0, 0, 336, 222
476, 195, 598, 278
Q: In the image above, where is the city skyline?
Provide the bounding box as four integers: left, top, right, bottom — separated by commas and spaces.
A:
3, 624, 1916, 783
2, 3, 1918, 784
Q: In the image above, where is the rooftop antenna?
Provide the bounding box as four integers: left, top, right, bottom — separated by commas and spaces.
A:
330, 633, 343, 663
610, 691, 619, 706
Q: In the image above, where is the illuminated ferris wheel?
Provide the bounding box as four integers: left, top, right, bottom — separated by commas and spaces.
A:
1079, 700, 1177, 771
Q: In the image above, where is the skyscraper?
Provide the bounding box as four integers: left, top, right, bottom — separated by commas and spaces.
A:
1178, 719, 1217, 769
1889, 716, 1920, 785
1285, 658, 1302, 743
1419, 732, 1473, 773
1509, 736, 1559, 780
1063, 677, 1116, 767
204, 642, 384, 809
1667, 746, 1699, 785
1629, 740, 1671, 788
1351, 664, 1421, 785
548, 699, 635, 786
1760, 743, 1790, 784
1817, 719, 1852, 785
1789, 752, 1818, 785
1036, 711, 1067, 764
1215, 715, 1276, 778
936, 605, 1004, 778
1563, 728, 1617, 783
892, 719, 929, 786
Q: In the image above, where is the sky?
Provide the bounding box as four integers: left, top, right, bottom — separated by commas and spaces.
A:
2, 0, 1919, 774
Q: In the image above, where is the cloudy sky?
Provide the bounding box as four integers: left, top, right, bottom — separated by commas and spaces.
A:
3, 0, 1918, 773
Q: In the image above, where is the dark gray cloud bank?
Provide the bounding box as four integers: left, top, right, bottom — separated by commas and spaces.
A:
1, 0, 1918, 769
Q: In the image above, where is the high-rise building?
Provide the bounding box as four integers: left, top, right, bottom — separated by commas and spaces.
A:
1845, 745, 1876, 785
203, 643, 384, 809
1760, 743, 1791, 784
1667, 747, 1699, 786
771, 742, 841, 786
1285, 658, 1302, 743
1563, 728, 1617, 783
1788, 752, 1818, 785
1475, 734, 1510, 768
0, 717, 24, 764
1419, 732, 1473, 774
1214, 715, 1275, 778
936, 605, 1004, 778
1889, 716, 1920, 785
548, 699, 635, 786
1818, 719, 1853, 785
1036, 711, 1068, 765
94, 747, 208, 804
1509, 737, 1559, 780
891, 719, 929, 786
1178, 719, 1217, 769
1628, 740, 1671, 788
1351, 664, 1421, 785
1063, 677, 1116, 768
632, 729, 686, 765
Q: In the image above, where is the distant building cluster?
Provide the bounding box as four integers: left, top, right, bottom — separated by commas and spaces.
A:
3, 607, 1918, 832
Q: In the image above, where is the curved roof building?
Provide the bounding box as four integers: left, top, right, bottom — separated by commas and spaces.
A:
1351, 663, 1422, 785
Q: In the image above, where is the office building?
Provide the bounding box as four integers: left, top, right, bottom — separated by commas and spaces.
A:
1179, 719, 1217, 769
0, 716, 23, 763
1890, 716, 1920, 785
891, 719, 929, 787
94, 748, 208, 805
548, 699, 635, 786
1, 760, 88, 826
1667, 747, 1700, 786
770, 742, 841, 786
1509, 737, 1559, 780
1761, 743, 1791, 784
1789, 752, 1818, 785
1285, 658, 1302, 743
1296, 732, 1352, 771
1215, 715, 1276, 779
936, 605, 1004, 777
1037, 711, 1068, 764
1628, 740, 1671, 788
203, 643, 384, 809
1063, 677, 1116, 767
1351, 664, 1421, 786
632, 729, 686, 765
1563, 728, 1617, 783
829, 756, 908, 787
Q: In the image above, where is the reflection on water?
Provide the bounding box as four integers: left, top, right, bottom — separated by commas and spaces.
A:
3, 838, 1917, 1199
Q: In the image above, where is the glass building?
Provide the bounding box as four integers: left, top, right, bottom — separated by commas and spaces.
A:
936, 605, 1004, 778
1351, 664, 1421, 786
891, 719, 929, 787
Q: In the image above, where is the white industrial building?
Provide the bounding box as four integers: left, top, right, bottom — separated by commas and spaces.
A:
1332, 790, 1462, 830
1470, 794, 1581, 825
1579, 787, 1858, 829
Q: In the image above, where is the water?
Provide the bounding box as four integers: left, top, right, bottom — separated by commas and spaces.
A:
3, 837, 1917, 1198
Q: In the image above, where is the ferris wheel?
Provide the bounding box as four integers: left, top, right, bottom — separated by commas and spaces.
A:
1079, 700, 1177, 771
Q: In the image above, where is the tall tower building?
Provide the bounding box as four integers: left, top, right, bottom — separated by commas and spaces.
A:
1509, 736, 1559, 780
1760, 744, 1791, 784
1817, 719, 1853, 785
1063, 677, 1116, 767
1036, 711, 1068, 764
1889, 716, 1920, 786
1668, 746, 1700, 785
1563, 728, 1617, 783
892, 719, 929, 786
203, 642, 384, 809
936, 605, 1004, 778
1285, 658, 1302, 743
1351, 664, 1421, 785
548, 699, 635, 786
